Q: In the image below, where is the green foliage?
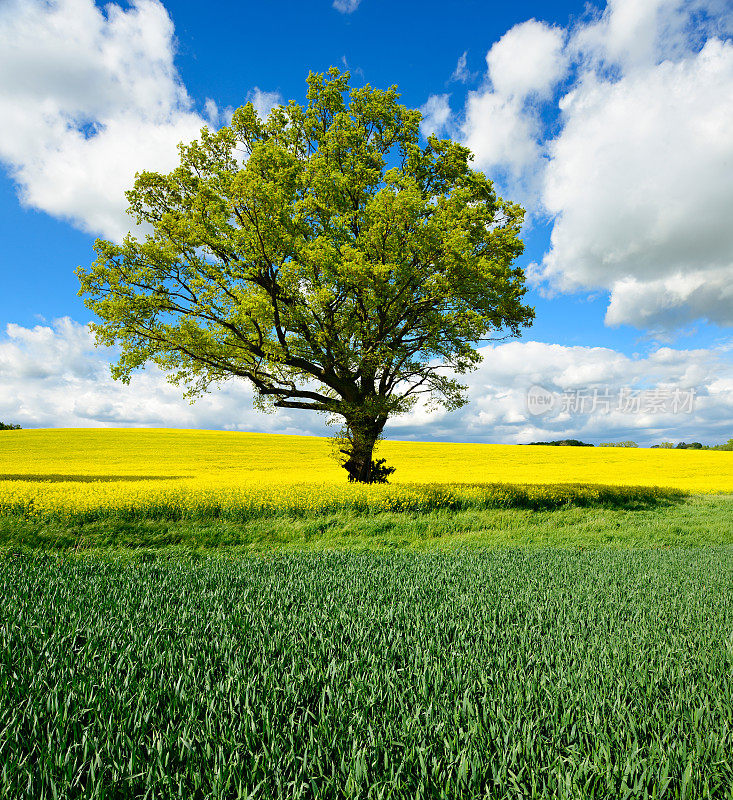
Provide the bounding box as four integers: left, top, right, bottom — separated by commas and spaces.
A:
349, 457, 395, 483
599, 441, 638, 448
526, 439, 594, 447
651, 440, 733, 450
77, 68, 533, 481
1, 548, 731, 798
0, 422, 21, 431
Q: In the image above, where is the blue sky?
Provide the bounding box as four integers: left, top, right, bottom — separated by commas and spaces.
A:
0, 0, 731, 444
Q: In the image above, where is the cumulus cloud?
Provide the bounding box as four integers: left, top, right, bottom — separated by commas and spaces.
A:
0, 318, 328, 435
605, 267, 733, 328
460, 20, 567, 201
571, 0, 732, 70
389, 339, 733, 445
455, 0, 733, 329
536, 32, 733, 328
2, 319, 731, 446
0, 0, 209, 241
203, 98, 221, 127
486, 19, 568, 100
462, 91, 541, 183
428, 21, 568, 187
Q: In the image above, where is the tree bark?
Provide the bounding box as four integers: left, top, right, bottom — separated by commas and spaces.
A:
340, 416, 390, 483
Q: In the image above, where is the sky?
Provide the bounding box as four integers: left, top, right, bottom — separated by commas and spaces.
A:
0, 0, 731, 445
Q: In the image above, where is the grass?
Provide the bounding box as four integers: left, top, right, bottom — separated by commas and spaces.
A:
0, 493, 729, 553
1, 548, 732, 799
2, 428, 731, 797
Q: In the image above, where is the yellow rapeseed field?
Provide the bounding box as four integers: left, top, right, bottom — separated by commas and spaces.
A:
0, 428, 730, 521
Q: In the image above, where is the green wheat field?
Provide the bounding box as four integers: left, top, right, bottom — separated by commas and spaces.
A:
1, 430, 732, 799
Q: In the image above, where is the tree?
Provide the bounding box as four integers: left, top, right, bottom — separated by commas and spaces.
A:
78, 68, 534, 483
0, 422, 21, 430
526, 439, 594, 447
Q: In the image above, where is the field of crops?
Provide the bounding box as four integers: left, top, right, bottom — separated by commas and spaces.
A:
2, 430, 732, 798
1, 428, 731, 522
1, 548, 731, 799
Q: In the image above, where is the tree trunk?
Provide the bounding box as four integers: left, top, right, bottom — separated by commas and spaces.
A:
340, 416, 390, 483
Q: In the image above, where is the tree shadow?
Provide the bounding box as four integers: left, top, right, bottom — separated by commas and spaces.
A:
419, 483, 691, 513
0, 474, 185, 483
491, 483, 689, 512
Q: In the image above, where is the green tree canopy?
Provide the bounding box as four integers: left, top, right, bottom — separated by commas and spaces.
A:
78, 68, 534, 482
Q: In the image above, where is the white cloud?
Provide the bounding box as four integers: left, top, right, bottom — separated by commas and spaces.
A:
0, 0, 209, 241
333, 0, 361, 13
450, 51, 472, 83
571, 0, 732, 71
389, 339, 733, 445
605, 268, 733, 328
204, 98, 221, 126
247, 87, 283, 121
462, 91, 540, 180
419, 94, 452, 138
536, 31, 733, 327
455, 0, 733, 330
459, 20, 567, 202
486, 19, 567, 99
1, 319, 731, 446
572, 0, 671, 69
0, 318, 326, 434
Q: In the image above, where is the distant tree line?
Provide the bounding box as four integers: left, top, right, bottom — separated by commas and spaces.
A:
0, 422, 21, 430
525, 437, 732, 449
652, 441, 703, 449
526, 440, 594, 447
651, 440, 733, 450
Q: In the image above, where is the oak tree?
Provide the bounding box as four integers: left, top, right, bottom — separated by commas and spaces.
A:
78, 69, 534, 482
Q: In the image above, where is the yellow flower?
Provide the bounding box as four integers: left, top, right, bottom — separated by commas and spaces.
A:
0, 429, 728, 521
